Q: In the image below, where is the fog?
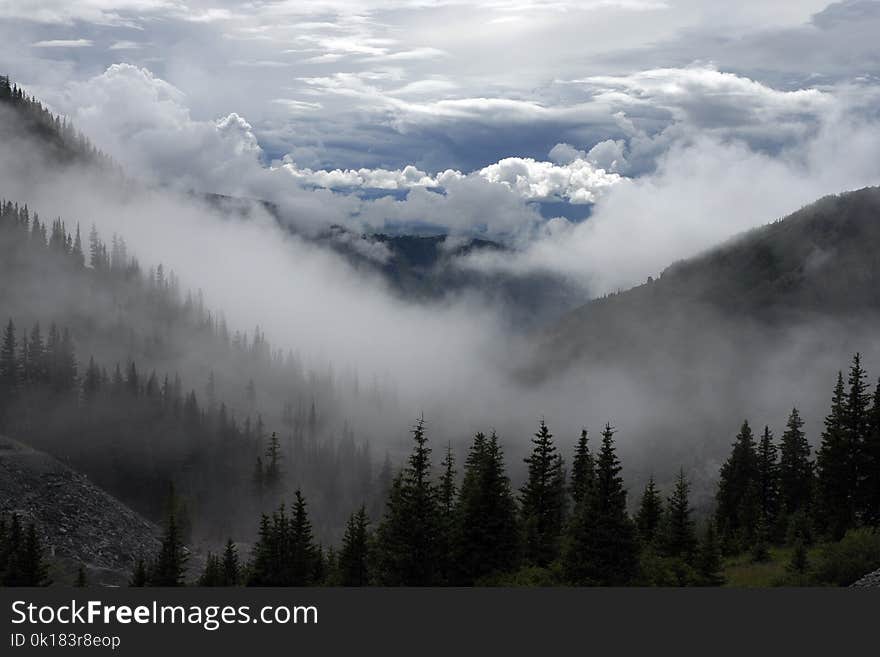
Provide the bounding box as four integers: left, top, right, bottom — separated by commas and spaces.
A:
3, 90, 880, 515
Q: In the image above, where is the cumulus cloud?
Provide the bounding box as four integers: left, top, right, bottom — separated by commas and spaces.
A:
461, 98, 880, 295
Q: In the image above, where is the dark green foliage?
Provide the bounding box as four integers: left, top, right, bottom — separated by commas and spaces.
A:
520, 420, 567, 567
149, 510, 188, 586
222, 540, 240, 586
814, 528, 880, 586
0, 515, 50, 586
563, 423, 637, 585
665, 469, 697, 562
750, 516, 771, 563
635, 476, 663, 546
437, 443, 457, 584
694, 521, 725, 586
862, 379, 880, 525
787, 540, 809, 576
817, 372, 856, 539
248, 491, 319, 586
756, 426, 780, 533
454, 432, 520, 584
199, 553, 224, 586
570, 429, 595, 508
376, 418, 442, 585
338, 506, 370, 586
716, 420, 761, 551
779, 408, 813, 518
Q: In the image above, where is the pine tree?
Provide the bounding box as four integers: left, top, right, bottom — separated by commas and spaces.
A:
454, 431, 520, 584
570, 429, 596, 508
817, 372, 855, 539
437, 443, 457, 584
756, 426, 780, 533
715, 420, 760, 550
863, 380, 880, 525
694, 522, 725, 586
221, 539, 240, 586
635, 476, 663, 547
564, 423, 637, 585
0, 319, 18, 401
339, 506, 370, 586
264, 432, 282, 494
665, 468, 697, 562
289, 490, 318, 586
376, 418, 441, 585
198, 553, 223, 586
844, 354, 871, 522
149, 510, 187, 586
520, 420, 567, 567
779, 408, 813, 518
19, 523, 50, 586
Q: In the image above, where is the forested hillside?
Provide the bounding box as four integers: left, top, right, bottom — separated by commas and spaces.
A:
540, 186, 880, 373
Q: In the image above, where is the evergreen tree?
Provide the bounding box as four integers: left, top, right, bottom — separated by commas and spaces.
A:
0, 319, 18, 404
715, 420, 760, 550
863, 380, 880, 525
564, 423, 637, 585
437, 443, 457, 584
221, 539, 240, 586
817, 372, 856, 539
779, 408, 813, 518
844, 354, 871, 522
289, 490, 318, 586
520, 420, 567, 567
264, 432, 282, 494
635, 476, 663, 547
339, 506, 370, 586
665, 469, 697, 562
756, 426, 780, 532
570, 429, 596, 508
376, 418, 442, 585
198, 553, 223, 586
20, 523, 50, 586
149, 510, 187, 586
694, 522, 725, 586
454, 432, 520, 584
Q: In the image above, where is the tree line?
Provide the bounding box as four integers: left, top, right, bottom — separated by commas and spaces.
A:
119, 352, 880, 587
0, 197, 385, 540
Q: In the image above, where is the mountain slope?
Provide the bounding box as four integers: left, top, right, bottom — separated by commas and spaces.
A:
538, 186, 880, 375
0, 435, 160, 586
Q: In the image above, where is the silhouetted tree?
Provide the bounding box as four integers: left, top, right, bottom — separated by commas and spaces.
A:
520, 420, 566, 567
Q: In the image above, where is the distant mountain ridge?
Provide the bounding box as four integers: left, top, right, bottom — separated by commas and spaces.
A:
537, 186, 880, 375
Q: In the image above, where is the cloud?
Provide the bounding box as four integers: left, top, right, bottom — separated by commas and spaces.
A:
32, 38, 94, 47
108, 40, 142, 50
461, 96, 880, 295
478, 156, 621, 204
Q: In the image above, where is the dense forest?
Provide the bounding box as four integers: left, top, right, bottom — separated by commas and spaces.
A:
0, 197, 387, 542
137, 351, 878, 587
10, 350, 877, 587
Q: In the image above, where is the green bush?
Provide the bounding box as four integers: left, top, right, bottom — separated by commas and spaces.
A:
815, 528, 880, 586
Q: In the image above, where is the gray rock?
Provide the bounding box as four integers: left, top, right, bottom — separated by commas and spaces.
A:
0, 435, 161, 586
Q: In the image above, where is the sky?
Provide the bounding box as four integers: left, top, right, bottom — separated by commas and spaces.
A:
3, 1, 880, 294
5, 1, 880, 478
